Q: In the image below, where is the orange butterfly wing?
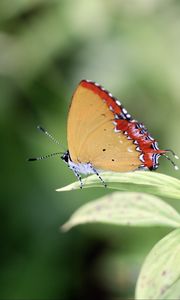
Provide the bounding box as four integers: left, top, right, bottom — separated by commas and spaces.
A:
67, 81, 141, 172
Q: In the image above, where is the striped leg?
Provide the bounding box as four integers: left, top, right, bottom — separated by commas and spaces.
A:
90, 166, 107, 188
71, 167, 83, 189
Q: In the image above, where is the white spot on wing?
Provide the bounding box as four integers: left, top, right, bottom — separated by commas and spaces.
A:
139, 154, 144, 162
114, 128, 121, 133
122, 108, 127, 114
116, 100, 121, 106
148, 135, 154, 141
136, 146, 141, 152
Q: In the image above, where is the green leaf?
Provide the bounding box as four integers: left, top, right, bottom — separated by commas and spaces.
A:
56, 171, 180, 200
135, 228, 180, 300
62, 192, 180, 231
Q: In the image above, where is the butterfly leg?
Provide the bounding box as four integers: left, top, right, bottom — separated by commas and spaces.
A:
71, 167, 83, 189
90, 165, 107, 188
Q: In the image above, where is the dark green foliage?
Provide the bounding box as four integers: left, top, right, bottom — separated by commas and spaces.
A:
0, 1, 180, 299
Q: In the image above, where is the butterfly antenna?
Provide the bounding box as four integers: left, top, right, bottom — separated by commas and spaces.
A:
163, 154, 179, 170
37, 125, 66, 151
28, 152, 62, 162
165, 149, 179, 160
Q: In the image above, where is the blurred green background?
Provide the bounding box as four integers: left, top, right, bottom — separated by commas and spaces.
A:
1, 0, 180, 299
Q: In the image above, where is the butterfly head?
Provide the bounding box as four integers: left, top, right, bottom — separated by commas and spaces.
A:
61, 150, 70, 164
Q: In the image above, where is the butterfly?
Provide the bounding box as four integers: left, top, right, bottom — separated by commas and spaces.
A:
28, 79, 178, 188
